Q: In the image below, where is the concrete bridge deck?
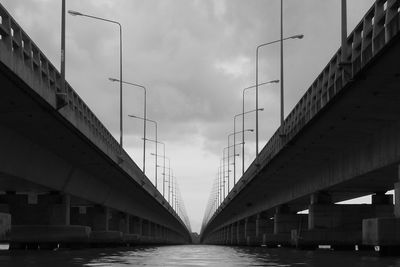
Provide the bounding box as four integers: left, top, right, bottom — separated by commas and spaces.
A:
201, 0, 400, 254
0, 3, 191, 248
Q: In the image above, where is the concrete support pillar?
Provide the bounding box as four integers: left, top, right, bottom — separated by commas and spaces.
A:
149, 221, 153, 238
255, 214, 260, 238
138, 218, 143, 236
230, 223, 235, 245
64, 194, 70, 226
297, 191, 394, 251
272, 205, 306, 247
125, 214, 130, 234
244, 216, 257, 246
363, 166, 400, 255
236, 221, 240, 245
3, 192, 91, 249
226, 226, 230, 245
274, 205, 306, 235
256, 213, 274, 246
91, 206, 109, 231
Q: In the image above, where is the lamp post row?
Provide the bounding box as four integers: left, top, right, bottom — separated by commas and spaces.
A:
65, 8, 182, 212
215, 0, 304, 212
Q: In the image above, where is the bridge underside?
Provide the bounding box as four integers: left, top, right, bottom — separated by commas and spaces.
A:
0, 43, 190, 248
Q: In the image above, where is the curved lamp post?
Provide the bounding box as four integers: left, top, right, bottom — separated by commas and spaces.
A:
111, 79, 147, 173
228, 129, 254, 187
255, 34, 303, 156
69, 10, 123, 147
129, 115, 156, 187
237, 107, 265, 177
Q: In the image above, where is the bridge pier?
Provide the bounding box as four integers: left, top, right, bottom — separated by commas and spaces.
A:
1, 191, 90, 249
257, 213, 274, 246
269, 205, 307, 247
236, 220, 246, 245
88, 206, 123, 247
230, 223, 235, 245
124, 215, 140, 245
292, 192, 393, 251
363, 166, 400, 255
244, 216, 257, 246
223, 226, 229, 245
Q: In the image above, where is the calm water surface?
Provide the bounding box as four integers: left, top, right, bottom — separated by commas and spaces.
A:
1, 245, 400, 266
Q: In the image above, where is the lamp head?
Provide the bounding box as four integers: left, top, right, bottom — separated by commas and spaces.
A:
271, 79, 280, 83
259, 108, 264, 111
68, 10, 83, 16
109, 77, 119, 82
292, 34, 304, 39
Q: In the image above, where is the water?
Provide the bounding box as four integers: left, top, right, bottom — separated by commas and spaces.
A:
1, 245, 400, 266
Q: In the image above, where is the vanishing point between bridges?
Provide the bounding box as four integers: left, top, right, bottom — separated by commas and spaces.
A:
1, 0, 400, 265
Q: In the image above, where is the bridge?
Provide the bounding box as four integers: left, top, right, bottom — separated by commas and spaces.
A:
0, 3, 191, 249
201, 0, 400, 255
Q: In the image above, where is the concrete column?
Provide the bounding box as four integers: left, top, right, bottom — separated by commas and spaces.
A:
245, 216, 257, 246
255, 214, 260, 238
363, 166, 400, 255
0, 212, 11, 242
230, 223, 235, 245
236, 221, 240, 245
104, 207, 110, 231
395, 180, 400, 217
139, 218, 143, 236
273, 205, 306, 247
301, 191, 393, 250
125, 214, 130, 234
4, 192, 91, 249
64, 194, 70, 226
256, 213, 274, 245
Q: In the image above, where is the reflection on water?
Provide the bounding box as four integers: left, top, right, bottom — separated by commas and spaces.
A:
1, 245, 400, 266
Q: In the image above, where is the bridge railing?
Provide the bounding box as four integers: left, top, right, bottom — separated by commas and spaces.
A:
0, 5, 121, 157
206, 0, 400, 229
257, 0, 399, 168
282, 0, 399, 143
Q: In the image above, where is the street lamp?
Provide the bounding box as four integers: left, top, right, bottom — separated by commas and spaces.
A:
152, 151, 168, 198
129, 115, 156, 187
223, 142, 244, 196
58, 0, 67, 110
255, 34, 303, 155
341, 0, 347, 63
228, 129, 254, 186
157, 161, 172, 204
69, 10, 123, 147
112, 79, 147, 173
236, 107, 265, 177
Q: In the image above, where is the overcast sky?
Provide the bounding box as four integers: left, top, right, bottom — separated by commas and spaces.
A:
2, 0, 376, 232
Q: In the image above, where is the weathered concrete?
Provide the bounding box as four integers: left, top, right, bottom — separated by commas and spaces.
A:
257, 215, 274, 245
90, 230, 123, 247
363, 217, 400, 255
10, 225, 90, 249
0, 213, 11, 242
293, 192, 393, 250
362, 167, 400, 254
274, 213, 307, 235
244, 217, 257, 246
309, 203, 393, 231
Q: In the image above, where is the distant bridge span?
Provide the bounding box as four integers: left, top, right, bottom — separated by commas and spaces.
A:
202, 0, 400, 253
